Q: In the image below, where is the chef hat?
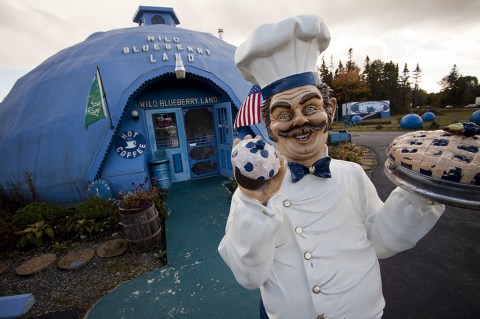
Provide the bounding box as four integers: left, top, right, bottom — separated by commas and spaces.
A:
235, 15, 331, 99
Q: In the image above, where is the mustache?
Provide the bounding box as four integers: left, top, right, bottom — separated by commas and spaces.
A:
278, 121, 327, 138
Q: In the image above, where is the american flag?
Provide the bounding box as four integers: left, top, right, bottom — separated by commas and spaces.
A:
234, 85, 262, 129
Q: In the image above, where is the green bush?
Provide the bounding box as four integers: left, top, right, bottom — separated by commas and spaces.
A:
152, 193, 169, 220
12, 207, 43, 226
329, 142, 363, 164
67, 218, 103, 237
75, 196, 117, 220
15, 220, 54, 248
65, 197, 119, 238
12, 202, 69, 227
430, 121, 440, 129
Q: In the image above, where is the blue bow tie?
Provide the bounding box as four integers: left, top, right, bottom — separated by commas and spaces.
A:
287, 157, 332, 183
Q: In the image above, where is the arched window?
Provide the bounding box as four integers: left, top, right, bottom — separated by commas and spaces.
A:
151, 15, 165, 25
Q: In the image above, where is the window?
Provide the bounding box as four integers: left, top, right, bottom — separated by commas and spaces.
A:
151, 15, 165, 25
152, 113, 179, 148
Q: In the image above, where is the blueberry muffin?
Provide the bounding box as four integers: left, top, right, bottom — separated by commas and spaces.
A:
231, 139, 281, 190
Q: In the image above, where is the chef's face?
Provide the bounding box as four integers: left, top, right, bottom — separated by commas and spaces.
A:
268, 85, 335, 165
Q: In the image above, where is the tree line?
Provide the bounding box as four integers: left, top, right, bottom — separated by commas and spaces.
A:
317, 48, 480, 116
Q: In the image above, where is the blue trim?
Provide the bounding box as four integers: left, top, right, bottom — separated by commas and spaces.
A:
261, 72, 320, 99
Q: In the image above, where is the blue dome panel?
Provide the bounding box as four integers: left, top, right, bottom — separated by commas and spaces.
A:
0, 23, 252, 202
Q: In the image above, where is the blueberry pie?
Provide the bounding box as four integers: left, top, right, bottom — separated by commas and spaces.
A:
387, 122, 480, 185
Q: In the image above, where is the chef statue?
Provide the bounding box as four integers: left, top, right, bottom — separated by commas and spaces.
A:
218, 15, 445, 319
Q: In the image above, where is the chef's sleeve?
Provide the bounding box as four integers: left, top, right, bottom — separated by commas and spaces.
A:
218, 189, 283, 289
362, 172, 445, 259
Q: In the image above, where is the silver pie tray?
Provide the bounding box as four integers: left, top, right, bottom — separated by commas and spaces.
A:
384, 158, 480, 210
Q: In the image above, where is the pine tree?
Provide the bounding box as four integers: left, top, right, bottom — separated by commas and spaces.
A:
346, 48, 360, 72
398, 63, 411, 112
412, 63, 422, 107
318, 57, 333, 88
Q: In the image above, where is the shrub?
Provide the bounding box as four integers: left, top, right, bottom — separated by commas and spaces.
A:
67, 197, 119, 238
75, 196, 117, 220
12, 202, 69, 227
152, 193, 169, 220
14, 220, 54, 248
67, 218, 103, 237
329, 142, 363, 164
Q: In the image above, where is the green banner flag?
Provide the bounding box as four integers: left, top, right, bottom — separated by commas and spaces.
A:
84, 69, 107, 129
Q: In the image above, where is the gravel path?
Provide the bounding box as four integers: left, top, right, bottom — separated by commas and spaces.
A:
0, 234, 165, 319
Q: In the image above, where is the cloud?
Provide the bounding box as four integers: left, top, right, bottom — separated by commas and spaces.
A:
0, 0, 479, 97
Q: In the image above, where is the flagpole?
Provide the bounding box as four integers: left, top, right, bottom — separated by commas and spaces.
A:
96, 66, 114, 129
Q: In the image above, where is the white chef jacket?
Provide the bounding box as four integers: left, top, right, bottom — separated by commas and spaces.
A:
218, 159, 445, 319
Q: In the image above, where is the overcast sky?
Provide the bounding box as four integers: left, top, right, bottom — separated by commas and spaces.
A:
1, 0, 479, 102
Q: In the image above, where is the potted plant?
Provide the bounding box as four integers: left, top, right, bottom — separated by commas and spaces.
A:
118, 178, 168, 253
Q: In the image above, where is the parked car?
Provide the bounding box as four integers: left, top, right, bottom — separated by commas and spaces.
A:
465, 104, 479, 108
444, 105, 454, 109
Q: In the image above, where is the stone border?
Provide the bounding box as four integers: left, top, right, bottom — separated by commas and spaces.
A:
359, 146, 377, 178
58, 248, 95, 271
16, 253, 57, 276
96, 239, 128, 258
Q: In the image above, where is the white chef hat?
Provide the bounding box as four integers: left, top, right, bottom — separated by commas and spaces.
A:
235, 15, 331, 99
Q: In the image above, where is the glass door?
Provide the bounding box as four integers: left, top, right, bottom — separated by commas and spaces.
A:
183, 107, 219, 178
214, 102, 233, 177
145, 108, 190, 182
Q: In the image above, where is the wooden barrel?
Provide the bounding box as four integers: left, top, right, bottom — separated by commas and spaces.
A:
118, 203, 162, 253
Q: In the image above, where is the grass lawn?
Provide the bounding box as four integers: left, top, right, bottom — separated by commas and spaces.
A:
331, 107, 478, 132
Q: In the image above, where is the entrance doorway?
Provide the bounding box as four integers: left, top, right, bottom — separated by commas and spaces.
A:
145, 103, 233, 183
183, 107, 219, 178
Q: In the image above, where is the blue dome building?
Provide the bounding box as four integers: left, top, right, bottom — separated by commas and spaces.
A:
0, 6, 261, 203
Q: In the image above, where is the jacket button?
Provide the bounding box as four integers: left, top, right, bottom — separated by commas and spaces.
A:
295, 226, 303, 234
283, 199, 291, 207
312, 285, 321, 294
304, 251, 312, 260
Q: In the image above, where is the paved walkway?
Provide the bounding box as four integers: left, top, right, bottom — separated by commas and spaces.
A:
86, 176, 260, 319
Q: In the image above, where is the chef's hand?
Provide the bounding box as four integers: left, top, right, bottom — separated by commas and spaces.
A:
233, 135, 287, 205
